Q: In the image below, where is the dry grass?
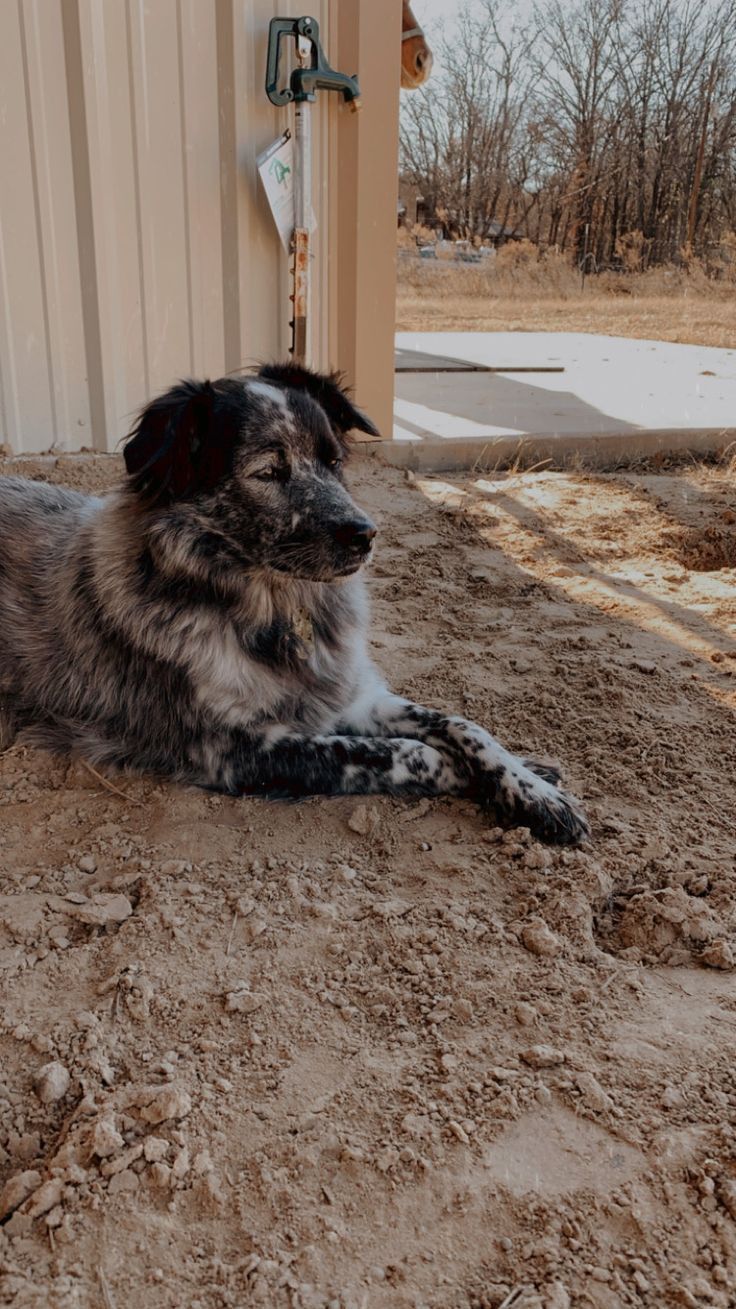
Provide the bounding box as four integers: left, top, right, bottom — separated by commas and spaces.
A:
396, 254, 736, 349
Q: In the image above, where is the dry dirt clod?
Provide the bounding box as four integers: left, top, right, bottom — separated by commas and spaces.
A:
224, 984, 263, 1015
192, 1148, 213, 1175
514, 1002, 538, 1026
171, 1146, 190, 1179
55, 892, 133, 927
520, 1045, 566, 1069
544, 1284, 571, 1309
521, 919, 562, 958
89, 1117, 125, 1159
33, 1061, 71, 1104
719, 1179, 736, 1219
101, 1144, 143, 1178
107, 1169, 139, 1196
22, 1178, 64, 1221
136, 1085, 192, 1124
701, 939, 734, 969
347, 803, 379, 836
575, 1071, 614, 1113
143, 1136, 170, 1163
0, 1170, 43, 1220
631, 658, 657, 674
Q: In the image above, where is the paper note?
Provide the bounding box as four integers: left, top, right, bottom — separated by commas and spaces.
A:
257, 131, 296, 253
257, 130, 316, 251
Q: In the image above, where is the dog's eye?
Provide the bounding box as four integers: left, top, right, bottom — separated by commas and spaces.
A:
328, 458, 343, 472
253, 465, 290, 483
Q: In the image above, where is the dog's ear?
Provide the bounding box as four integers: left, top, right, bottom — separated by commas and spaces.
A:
258, 363, 380, 441
124, 380, 232, 503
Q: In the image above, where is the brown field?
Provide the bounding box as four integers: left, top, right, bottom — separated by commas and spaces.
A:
396, 257, 736, 350
2, 451, 736, 1307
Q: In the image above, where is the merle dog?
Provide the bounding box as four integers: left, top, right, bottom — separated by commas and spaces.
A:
0, 365, 588, 843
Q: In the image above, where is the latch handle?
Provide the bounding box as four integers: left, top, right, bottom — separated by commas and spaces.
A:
266, 16, 361, 109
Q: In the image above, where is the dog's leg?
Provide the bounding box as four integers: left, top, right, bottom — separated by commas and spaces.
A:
337, 688, 589, 845
0, 696, 17, 752
224, 731, 469, 803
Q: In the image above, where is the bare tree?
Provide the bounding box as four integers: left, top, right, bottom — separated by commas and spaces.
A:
401, 1, 538, 241
400, 0, 736, 270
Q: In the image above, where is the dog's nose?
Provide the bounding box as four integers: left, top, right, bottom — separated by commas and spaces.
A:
415, 49, 427, 73
333, 520, 377, 554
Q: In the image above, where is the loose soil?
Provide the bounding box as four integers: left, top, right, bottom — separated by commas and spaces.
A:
1, 452, 735, 1309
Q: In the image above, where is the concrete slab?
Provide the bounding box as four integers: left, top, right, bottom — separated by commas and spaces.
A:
394, 346, 564, 374
383, 332, 736, 470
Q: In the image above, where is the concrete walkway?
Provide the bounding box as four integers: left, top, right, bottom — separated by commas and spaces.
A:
383, 332, 736, 470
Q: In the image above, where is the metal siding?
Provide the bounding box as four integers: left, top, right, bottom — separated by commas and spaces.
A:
0, 0, 332, 454
0, 2, 61, 452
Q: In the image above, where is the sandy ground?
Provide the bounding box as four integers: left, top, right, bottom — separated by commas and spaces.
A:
1, 451, 736, 1309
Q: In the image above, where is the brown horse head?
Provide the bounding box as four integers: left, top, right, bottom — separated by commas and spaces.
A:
401, 0, 433, 89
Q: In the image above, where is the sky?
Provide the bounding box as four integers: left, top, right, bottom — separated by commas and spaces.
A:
413, 0, 456, 45
407, 0, 459, 81
416, 0, 532, 28
410, 0, 535, 77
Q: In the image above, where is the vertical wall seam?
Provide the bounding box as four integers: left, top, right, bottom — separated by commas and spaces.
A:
215, 0, 241, 373
175, 0, 195, 374
17, 0, 59, 445
0, 217, 19, 445
60, 0, 107, 451
123, 0, 150, 398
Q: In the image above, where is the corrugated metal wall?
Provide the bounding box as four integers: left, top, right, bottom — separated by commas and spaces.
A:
0, 0, 334, 454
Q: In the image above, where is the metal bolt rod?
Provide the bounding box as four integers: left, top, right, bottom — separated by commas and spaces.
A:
292, 98, 312, 363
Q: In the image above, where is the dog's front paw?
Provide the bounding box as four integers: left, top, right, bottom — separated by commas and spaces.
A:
522, 758, 562, 787
487, 759, 590, 846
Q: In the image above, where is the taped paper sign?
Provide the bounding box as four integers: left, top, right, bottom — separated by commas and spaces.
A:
257, 131, 316, 253
257, 131, 294, 252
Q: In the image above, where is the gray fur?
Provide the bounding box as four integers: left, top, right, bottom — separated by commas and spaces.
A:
0, 365, 589, 844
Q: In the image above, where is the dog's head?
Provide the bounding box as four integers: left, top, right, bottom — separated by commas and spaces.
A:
123, 365, 380, 582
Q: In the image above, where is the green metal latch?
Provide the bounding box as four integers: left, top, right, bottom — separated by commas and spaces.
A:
265, 16, 361, 109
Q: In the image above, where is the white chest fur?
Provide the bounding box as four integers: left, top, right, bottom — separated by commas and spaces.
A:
184, 608, 337, 731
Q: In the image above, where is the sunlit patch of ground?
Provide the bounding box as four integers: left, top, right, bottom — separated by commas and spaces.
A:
415, 464, 736, 708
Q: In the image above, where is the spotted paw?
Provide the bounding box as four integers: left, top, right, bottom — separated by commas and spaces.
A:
492, 760, 590, 846
514, 778, 590, 846
523, 758, 563, 787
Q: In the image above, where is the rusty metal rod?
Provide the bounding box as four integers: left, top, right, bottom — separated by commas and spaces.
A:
292, 74, 312, 363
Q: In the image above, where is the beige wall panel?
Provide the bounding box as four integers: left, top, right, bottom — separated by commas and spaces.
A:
22, 0, 91, 448
126, 0, 193, 393
0, 2, 56, 452
1, 0, 400, 453
334, 0, 401, 437
178, 0, 226, 377
75, 0, 149, 447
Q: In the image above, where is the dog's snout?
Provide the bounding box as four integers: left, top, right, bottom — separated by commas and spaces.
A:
333, 519, 377, 554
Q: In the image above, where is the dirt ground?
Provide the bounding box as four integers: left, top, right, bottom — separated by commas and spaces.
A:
1, 450, 736, 1309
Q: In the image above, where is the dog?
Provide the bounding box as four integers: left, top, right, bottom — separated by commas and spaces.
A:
0, 364, 588, 844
